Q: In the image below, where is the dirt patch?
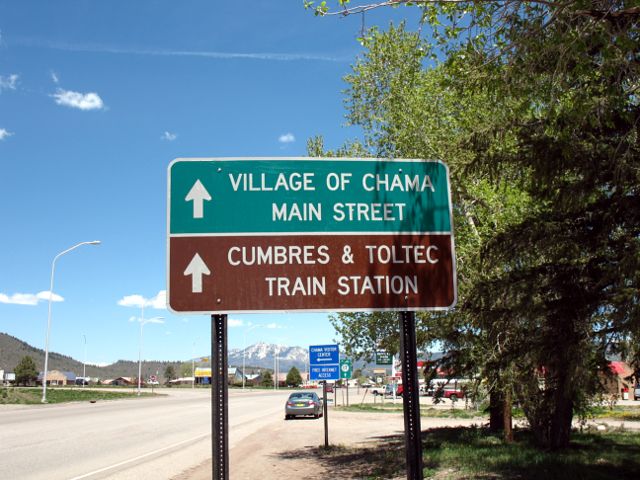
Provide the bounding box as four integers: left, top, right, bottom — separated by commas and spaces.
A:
175, 408, 486, 480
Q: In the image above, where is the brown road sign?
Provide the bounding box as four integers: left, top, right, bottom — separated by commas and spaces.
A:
168, 233, 455, 313
167, 158, 457, 313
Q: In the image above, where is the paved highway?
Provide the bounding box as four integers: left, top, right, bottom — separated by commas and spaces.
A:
0, 388, 292, 480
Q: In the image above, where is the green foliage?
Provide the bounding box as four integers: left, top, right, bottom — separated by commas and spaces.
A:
286, 366, 303, 386
14, 355, 37, 386
313, 1, 640, 449
418, 428, 640, 480
0, 388, 155, 405
328, 23, 532, 372
164, 365, 177, 382
180, 362, 193, 378
261, 370, 274, 388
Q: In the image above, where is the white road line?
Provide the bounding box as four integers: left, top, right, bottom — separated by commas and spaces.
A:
67, 432, 211, 480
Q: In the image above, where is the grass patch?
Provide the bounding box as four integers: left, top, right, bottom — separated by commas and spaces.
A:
0, 387, 156, 404
421, 427, 640, 480
335, 403, 484, 419
586, 406, 640, 422
297, 427, 640, 479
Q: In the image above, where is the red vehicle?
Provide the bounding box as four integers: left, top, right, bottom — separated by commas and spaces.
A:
436, 387, 464, 401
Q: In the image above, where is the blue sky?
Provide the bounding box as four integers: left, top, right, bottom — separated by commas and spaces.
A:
0, 1, 414, 365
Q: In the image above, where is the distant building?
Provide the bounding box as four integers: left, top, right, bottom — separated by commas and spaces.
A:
37, 370, 76, 386
603, 361, 636, 398
228, 367, 244, 384
169, 377, 194, 385
105, 377, 137, 386
195, 367, 211, 385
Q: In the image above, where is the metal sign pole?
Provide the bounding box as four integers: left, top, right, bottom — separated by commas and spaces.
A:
212, 314, 229, 480
323, 382, 329, 448
399, 311, 424, 480
346, 379, 349, 407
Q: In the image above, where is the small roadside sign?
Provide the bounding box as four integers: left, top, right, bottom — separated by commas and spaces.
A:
309, 344, 339, 364
309, 344, 340, 381
340, 359, 352, 379
310, 365, 340, 380
375, 351, 393, 365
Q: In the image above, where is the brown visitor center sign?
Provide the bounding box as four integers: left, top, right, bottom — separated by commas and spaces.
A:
167, 157, 457, 314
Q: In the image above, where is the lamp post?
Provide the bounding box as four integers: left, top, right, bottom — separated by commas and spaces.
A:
192, 339, 198, 389
42, 240, 100, 404
82, 334, 87, 388
242, 324, 264, 390
137, 310, 163, 396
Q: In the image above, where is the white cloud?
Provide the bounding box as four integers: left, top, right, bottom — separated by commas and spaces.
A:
265, 322, 283, 329
161, 131, 177, 141
129, 315, 164, 325
118, 294, 147, 308
228, 319, 245, 328
0, 290, 64, 306
52, 88, 104, 110
15, 39, 346, 62
87, 361, 111, 367
278, 133, 295, 144
146, 290, 167, 309
36, 291, 64, 302
0, 74, 18, 92
51, 71, 59, 84
0, 128, 13, 140
117, 290, 166, 310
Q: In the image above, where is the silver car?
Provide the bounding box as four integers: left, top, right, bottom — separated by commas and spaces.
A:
285, 392, 323, 420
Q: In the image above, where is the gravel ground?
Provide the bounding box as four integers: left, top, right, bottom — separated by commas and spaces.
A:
173, 408, 488, 480
174, 400, 640, 480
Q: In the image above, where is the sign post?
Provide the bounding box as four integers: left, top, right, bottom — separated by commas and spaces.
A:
167, 158, 456, 480
212, 314, 228, 480
399, 311, 423, 479
340, 358, 352, 406
309, 344, 340, 447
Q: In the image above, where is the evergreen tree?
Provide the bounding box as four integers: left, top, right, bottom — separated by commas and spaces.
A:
15, 356, 38, 386
164, 365, 177, 383
311, 1, 640, 448
286, 366, 303, 387
261, 370, 274, 388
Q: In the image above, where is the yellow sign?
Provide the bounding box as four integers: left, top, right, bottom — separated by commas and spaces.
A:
195, 367, 211, 377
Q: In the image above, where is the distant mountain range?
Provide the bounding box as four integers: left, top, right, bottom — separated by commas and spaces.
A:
0, 333, 385, 380
229, 342, 310, 372
0, 332, 186, 380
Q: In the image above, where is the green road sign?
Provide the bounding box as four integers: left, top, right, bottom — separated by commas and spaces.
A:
375, 351, 393, 365
169, 158, 452, 235
340, 359, 353, 379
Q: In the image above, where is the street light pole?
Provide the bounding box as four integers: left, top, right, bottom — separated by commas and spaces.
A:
137, 310, 163, 396
242, 324, 263, 390
192, 340, 197, 390
82, 334, 87, 388
42, 240, 100, 404
137, 303, 144, 396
